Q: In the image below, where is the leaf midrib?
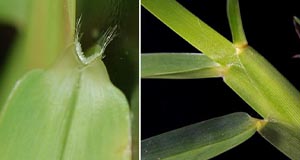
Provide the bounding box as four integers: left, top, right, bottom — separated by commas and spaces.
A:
59, 71, 82, 160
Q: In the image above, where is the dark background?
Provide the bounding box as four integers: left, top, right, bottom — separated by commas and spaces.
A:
0, 24, 16, 71
142, 0, 300, 159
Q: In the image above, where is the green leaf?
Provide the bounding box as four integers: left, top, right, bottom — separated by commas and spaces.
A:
0, 0, 76, 108
141, 0, 236, 65
0, 46, 131, 160
227, 0, 247, 46
0, 0, 31, 28
142, 112, 257, 160
257, 119, 300, 159
142, 53, 223, 79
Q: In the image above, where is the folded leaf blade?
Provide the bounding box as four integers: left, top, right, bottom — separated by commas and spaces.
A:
0, 48, 131, 160
0, 69, 78, 159
142, 53, 223, 79
142, 112, 257, 160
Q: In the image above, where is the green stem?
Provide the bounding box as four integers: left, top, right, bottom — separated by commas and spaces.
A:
224, 46, 300, 127
142, 0, 236, 65
227, 0, 247, 46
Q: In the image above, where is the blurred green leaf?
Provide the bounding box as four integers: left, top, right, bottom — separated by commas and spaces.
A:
142, 112, 257, 160
142, 53, 223, 79
0, 0, 76, 107
0, 47, 131, 160
258, 119, 300, 159
0, 0, 31, 29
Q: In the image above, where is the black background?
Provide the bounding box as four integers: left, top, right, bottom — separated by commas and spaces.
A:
142, 0, 300, 159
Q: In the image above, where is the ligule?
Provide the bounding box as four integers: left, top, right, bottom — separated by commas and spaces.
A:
75, 18, 118, 65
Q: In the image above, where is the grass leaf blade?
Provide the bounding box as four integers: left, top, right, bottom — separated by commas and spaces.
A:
142, 112, 257, 160
142, 53, 223, 79
142, 0, 235, 65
